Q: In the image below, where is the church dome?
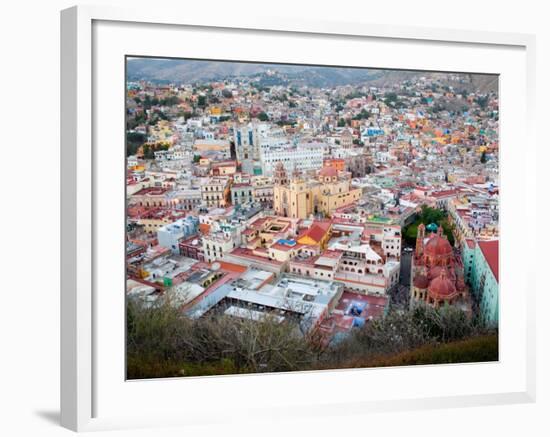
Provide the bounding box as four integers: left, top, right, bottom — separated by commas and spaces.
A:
413, 274, 429, 289
426, 222, 438, 233
424, 234, 452, 258
428, 266, 445, 279
428, 271, 457, 299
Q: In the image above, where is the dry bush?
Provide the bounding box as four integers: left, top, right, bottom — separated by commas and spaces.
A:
127, 298, 495, 379
127, 299, 317, 377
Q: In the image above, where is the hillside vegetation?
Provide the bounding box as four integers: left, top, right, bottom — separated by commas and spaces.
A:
127, 298, 497, 379
126, 58, 497, 91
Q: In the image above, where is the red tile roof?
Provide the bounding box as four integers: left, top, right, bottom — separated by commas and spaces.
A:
132, 186, 169, 196
298, 221, 332, 243
309, 225, 329, 242
431, 189, 459, 198
230, 247, 283, 266
465, 239, 475, 249
478, 240, 499, 282
215, 261, 248, 273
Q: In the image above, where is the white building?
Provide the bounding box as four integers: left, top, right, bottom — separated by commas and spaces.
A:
226, 274, 343, 333
202, 232, 237, 263
157, 222, 185, 255
329, 240, 400, 295
234, 123, 261, 162
260, 143, 324, 176
186, 273, 344, 334
200, 176, 230, 207
376, 225, 402, 259
234, 123, 288, 174
157, 217, 199, 254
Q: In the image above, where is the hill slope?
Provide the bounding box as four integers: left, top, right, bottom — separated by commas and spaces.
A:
127, 57, 497, 92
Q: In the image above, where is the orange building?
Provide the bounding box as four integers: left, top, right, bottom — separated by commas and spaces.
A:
323, 158, 346, 172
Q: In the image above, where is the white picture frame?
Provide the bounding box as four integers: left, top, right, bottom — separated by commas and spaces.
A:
61, 5, 536, 432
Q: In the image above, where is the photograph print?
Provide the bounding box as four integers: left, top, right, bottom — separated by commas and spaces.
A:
125, 57, 499, 379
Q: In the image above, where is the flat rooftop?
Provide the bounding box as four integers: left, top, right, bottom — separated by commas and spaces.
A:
226, 274, 343, 321
319, 291, 389, 336
224, 306, 285, 323
231, 269, 274, 291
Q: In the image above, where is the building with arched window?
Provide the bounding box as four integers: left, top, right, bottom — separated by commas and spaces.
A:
410, 223, 471, 314
273, 164, 361, 219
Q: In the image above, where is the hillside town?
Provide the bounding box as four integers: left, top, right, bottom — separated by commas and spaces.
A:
126, 60, 499, 352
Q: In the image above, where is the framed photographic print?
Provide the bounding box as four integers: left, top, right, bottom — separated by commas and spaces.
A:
61, 5, 536, 432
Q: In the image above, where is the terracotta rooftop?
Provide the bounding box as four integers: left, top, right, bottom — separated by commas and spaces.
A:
319, 166, 338, 178
427, 271, 456, 298
132, 186, 169, 196
431, 189, 459, 198
478, 240, 499, 282
424, 234, 453, 257
215, 261, 248, 274
230, 247, 283, 266
298, 223, 330, 243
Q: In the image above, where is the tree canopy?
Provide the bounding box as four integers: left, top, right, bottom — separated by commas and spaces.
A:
257, 112, 269, 122
403, 205, 455, 246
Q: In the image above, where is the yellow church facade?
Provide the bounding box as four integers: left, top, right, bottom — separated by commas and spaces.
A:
273, 165, 361, 219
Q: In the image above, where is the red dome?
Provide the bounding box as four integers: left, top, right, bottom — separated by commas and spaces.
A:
424, 234, 452, 258
428, 266, 444, 279
428, 271, 457, 299
413, 274, 429, 289
319, 167, 338, 178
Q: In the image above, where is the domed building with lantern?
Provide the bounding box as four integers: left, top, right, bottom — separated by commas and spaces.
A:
410, 223, 472, 314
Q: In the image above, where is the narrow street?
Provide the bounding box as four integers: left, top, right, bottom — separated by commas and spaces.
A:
388, 249, 412, 310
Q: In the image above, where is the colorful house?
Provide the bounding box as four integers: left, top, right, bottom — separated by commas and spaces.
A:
323, 158, 346, 172
297, 221, 332, 250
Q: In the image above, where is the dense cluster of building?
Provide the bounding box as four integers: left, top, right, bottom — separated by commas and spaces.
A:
126, 64, 500, 346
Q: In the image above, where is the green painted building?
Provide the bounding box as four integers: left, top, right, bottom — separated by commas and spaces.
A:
462, 239, 499, 327
462, 239, 475, 284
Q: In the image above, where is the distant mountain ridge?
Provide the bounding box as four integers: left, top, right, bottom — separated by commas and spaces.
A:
126, 58, 384, 86
126, 58, 497, 92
